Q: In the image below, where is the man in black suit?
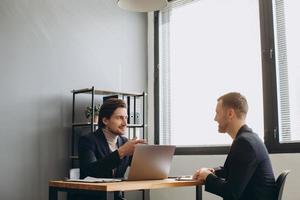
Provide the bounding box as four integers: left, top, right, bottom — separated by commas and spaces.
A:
78, 98, 145, 200
193, 92, 276, 200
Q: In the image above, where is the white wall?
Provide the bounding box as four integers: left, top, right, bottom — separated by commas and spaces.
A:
0, 1, 147, 200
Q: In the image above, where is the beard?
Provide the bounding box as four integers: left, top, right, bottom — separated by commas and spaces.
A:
107, 125, 126, 135
117, 125, 127, 134
218, 119, 229, 133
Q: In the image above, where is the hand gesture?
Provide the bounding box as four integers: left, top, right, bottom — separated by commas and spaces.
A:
118, 138, 147, 158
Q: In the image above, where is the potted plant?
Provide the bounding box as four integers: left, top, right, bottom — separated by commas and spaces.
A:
85, 104, 101, 123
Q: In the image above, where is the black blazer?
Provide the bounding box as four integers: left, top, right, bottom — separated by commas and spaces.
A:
78, 128, 131, 179
205, 125, 276, 200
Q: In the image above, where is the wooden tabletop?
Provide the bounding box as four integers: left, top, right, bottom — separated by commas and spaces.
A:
49, 179, 202, 192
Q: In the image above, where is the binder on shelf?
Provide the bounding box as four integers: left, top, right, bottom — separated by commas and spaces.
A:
127, 96, 139, 124
135, 97, 143, 125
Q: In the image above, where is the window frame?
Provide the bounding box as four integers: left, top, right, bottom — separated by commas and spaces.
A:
153, 0, 300, 155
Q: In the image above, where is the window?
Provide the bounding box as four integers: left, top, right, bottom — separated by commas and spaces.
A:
158, 0, 263, 147
273, 0, 300, 143
154, 0, 300, 154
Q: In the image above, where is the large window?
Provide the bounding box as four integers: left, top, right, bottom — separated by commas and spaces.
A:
273, 0, 300, 143
155, 0, 300, 153
158, 0, 263, 146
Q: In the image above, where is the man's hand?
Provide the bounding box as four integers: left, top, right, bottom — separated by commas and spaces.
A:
192, 168, 215, 184
118, 138, 147, 158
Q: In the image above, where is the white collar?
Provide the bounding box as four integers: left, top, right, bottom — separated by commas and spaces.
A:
102, 128, 119, 151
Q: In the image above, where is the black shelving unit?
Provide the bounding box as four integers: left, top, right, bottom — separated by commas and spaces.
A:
70, 86, 147, 168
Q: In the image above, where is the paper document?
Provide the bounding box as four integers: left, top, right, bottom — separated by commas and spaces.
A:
66, 176, 122, 183
175, 175, 193, 181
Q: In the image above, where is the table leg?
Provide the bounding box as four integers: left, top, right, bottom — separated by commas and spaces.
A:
142, 189, 150, 200
106, 191, 114, 200
196, 185, 202, 200
49, 187, 58, 200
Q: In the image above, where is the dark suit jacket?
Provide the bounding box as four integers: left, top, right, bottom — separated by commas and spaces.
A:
205, 125, 276, 200
79, 128, 131, 179
77, 128, 131, 200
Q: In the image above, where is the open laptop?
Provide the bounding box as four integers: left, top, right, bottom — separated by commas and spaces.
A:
125, 144, 176, 181
66, 145, 176, 183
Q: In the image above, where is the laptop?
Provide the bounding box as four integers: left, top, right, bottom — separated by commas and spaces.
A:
66, 145, 176, 183
126, 144, 176, 181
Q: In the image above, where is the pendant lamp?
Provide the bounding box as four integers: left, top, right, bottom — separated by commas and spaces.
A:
117, 0, 168, 12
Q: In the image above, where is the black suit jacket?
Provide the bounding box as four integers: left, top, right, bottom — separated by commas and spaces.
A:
77, 128, 131, 200
205, 125, 276, 200
79, 128, 131, 179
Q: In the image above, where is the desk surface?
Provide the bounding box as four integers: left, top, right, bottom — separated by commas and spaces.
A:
49, 179, 201, 192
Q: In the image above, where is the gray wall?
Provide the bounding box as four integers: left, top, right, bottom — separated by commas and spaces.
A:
0, 0, 147, 200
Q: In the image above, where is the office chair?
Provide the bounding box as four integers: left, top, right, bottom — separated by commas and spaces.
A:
276, 170, 290, 200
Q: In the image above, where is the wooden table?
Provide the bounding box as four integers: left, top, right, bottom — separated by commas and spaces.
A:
49, 179, 203, 200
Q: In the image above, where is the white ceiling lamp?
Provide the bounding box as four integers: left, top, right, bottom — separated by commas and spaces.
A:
118, 0, 168, 12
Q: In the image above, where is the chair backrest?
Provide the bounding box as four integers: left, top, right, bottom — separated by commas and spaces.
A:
276, 170, 290, 200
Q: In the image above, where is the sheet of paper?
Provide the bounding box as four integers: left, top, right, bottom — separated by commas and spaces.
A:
66, 176, 122, 183
175, 175, 193, 181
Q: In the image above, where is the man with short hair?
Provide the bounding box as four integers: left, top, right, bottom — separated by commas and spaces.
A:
78, 98, 145, 200
193, 92, 276, 200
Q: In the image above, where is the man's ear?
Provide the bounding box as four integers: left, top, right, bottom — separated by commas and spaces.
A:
102, 117, 108, 126
228, 108, 235, 119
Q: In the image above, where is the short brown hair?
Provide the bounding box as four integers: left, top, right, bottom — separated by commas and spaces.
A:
218, 92, 248, 119
98, 98, 126, 128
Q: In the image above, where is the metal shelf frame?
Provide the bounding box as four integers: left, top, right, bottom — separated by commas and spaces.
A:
70, 86, 147, 167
